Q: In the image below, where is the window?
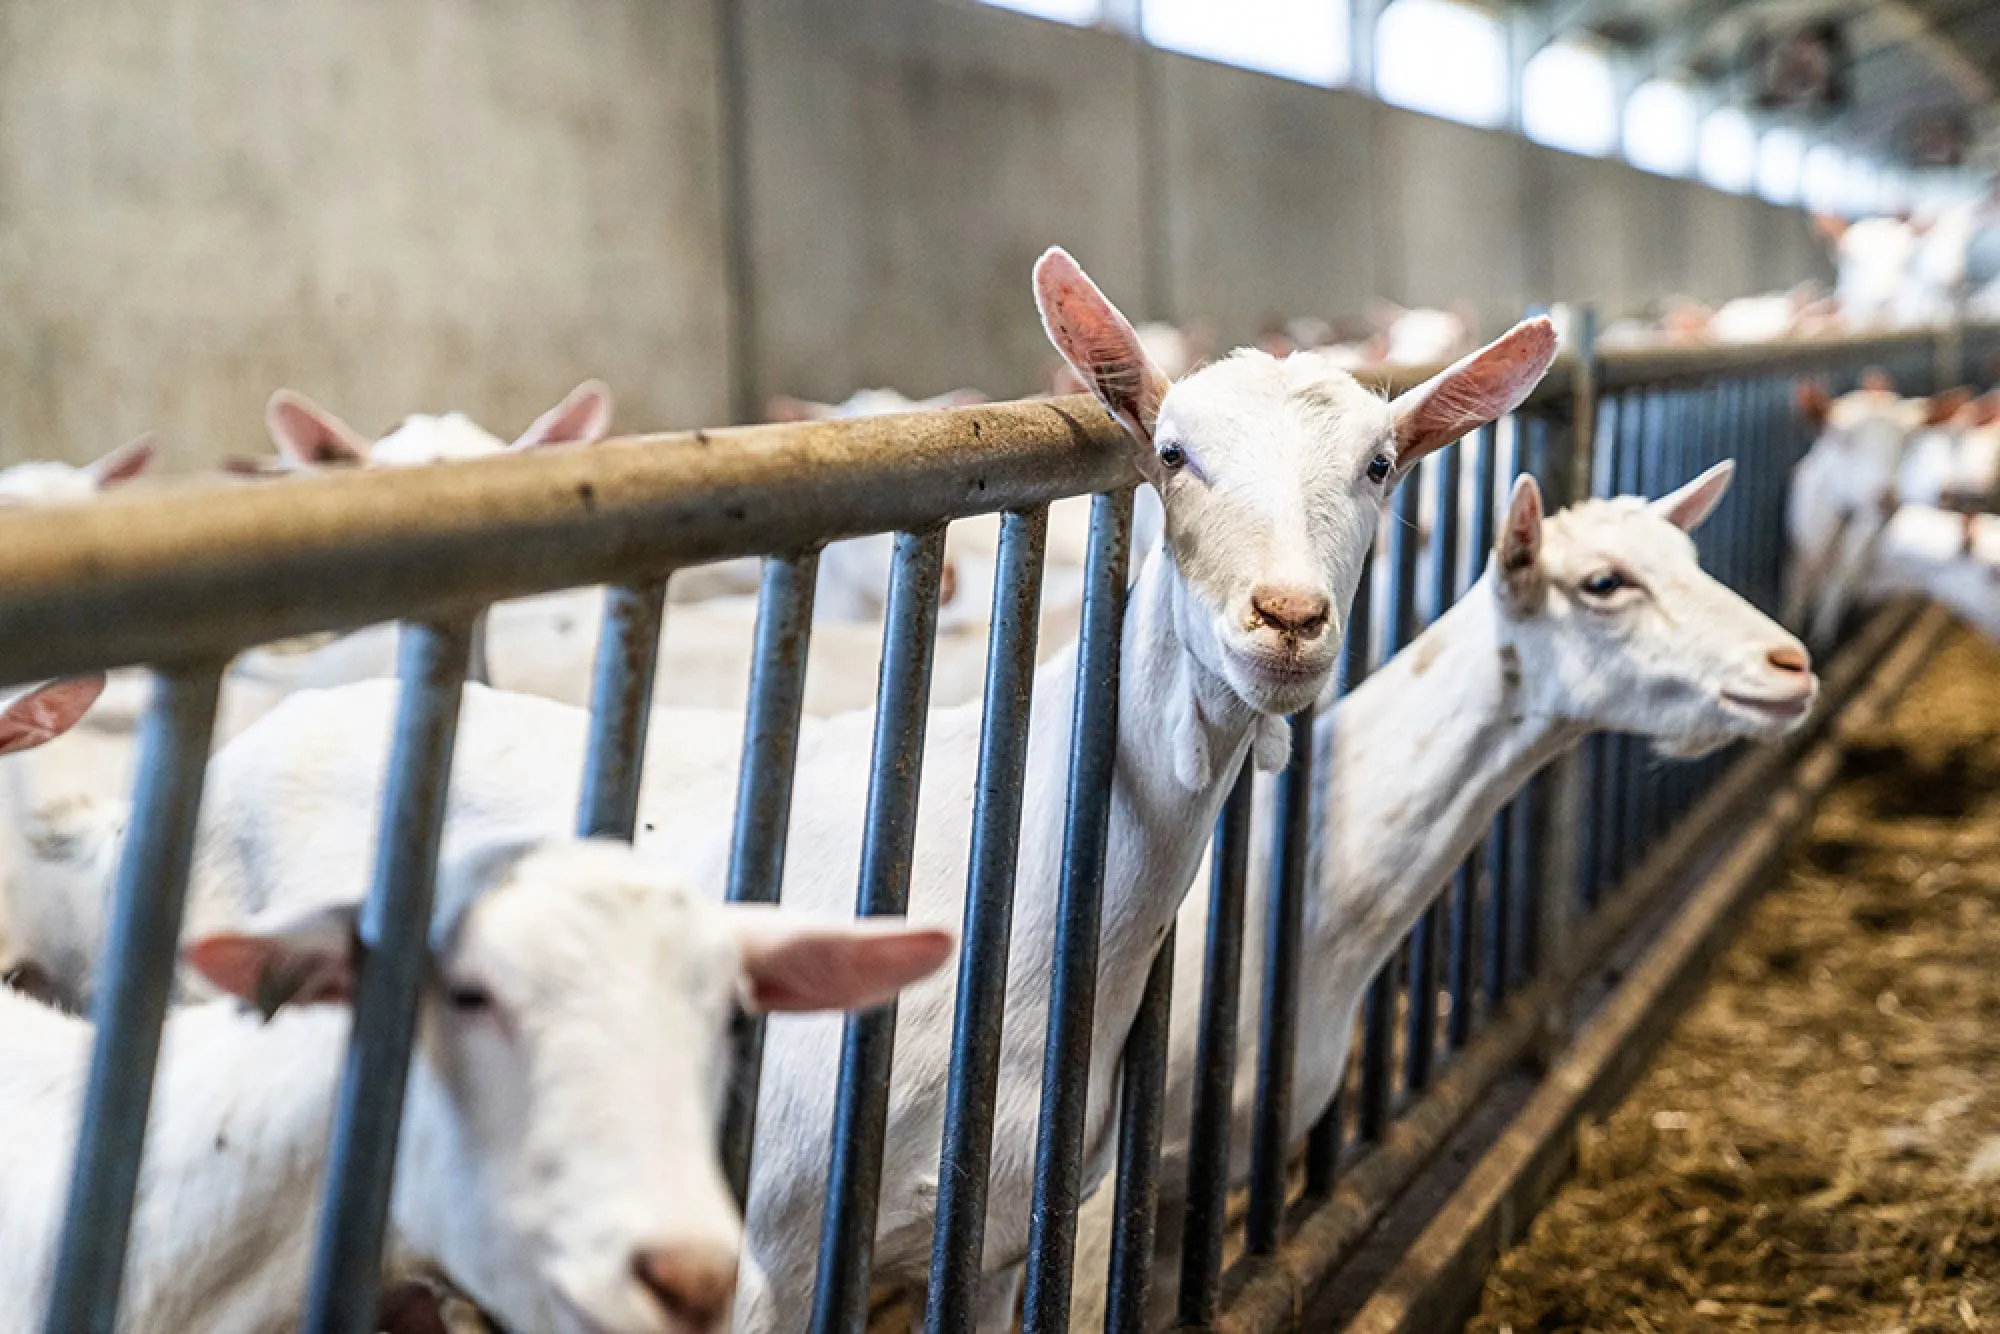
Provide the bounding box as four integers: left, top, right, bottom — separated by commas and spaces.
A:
1755, 127, 1804, 204
1145, 0, 1349, 86
976, 0, 1101, 24
1622, 79, 1697, 176
1375, 0, 1510, 129
1803, 144, 1846, 213
1522, 42, 1618, 156
1697, 107, 1756, 194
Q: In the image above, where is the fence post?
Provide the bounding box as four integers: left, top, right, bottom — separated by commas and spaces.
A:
1531, 306, 1597, 1061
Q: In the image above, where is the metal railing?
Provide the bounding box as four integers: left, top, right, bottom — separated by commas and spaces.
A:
8, 320, 1994, 1334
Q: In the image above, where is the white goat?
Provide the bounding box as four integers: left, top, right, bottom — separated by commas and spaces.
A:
183, 248, 1559, 1332
0, 837, 949, 1334
1785, 376, 1965, 649
1067, 462, 1817, 1330
1862, 505, 2000, 642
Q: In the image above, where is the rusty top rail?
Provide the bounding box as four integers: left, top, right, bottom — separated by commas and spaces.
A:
0, 398, 1136, 685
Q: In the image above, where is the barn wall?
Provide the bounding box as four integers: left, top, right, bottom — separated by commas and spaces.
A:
0, 0, 1839, 469
0, 0, 732, 469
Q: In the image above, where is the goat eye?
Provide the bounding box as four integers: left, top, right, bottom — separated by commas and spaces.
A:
447, 984, 493, 1013
1366, 454, 1393, 484
1580, 570, 1625, 597
1157, 442, 1187, 470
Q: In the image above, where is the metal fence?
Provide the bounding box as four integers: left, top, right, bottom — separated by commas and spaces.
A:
8, 319, 1997, 1334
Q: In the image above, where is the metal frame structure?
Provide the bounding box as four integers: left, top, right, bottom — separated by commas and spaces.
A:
14, 322, 1999, 1333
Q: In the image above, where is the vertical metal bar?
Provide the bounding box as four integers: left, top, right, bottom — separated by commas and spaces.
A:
811, 530, 949, 1334
1505, 776, 1537, 989
1483, 809, 1512, 1004
1403, 902, 1440, 1092
577, 579, 668, 840
1301, 547, 1375, 1187
1105, 926, 1174, 1334
1020, 489, 1134, 1334
1176, 762, 1254, 1324
44, 663, 223, 1334
1357, 963, 1396, 1143
1246, 708, 1316, 1255
720, 551, 821, 1206
1445, 863, 1476, 1048
303, 619, 474, 1334
927, 508, 1050, 1334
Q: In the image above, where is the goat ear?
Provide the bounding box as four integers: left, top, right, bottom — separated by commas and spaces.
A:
1812, 213, 1849, 246
87, 434, 157, 489
1653, 460, 1734, 533
1922, 386, 1974, 427
1496, 476, 1545, 616
1034, 247, 1172, 451
1976, 393, 2000, 429
765, 395, 835, 423
512, 379, 613, 450
728, 911, 954, 1014
0, 676, 105, 756
1794, 379, 1832, 428
182, 904, 359, 1019
266, 390, 372, 468
1390, 317, 1557, 468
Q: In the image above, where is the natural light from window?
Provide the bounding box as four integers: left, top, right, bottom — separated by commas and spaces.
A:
1521, 42, 1618, 156
1755, 127, 1804, 204
1697, 107, 1756, 193
1145, 0, 1350, 86
1375, 0, 1509, 129
1803, 144, 1846, 213
1622, 79, 1697, 176
976, 0, 1101, 25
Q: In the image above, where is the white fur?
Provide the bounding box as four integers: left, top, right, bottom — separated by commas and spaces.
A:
183, 256, 1554, 1331
0, 840, 945, 1334
1068, 471, 1817, 1332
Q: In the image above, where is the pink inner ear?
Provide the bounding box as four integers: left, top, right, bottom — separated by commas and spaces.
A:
0, 676, 106, 756
742, 927, 955, 1014
513, 380, 613, 450
92, 435, 156, 488
1502, 480, 1542, 564
1395, 318, 1557, 463
267, 393, 370, 468
182, 935, 269, 1002
1033, 249, 1164, 439
766, 395, 832, 423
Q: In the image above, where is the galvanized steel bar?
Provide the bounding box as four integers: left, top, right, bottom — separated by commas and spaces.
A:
577, 578, 668, 840
1105, 926, 1176, 1334
1177, 760, 1256, 1324
811, 528, 949, 1334
720, 550, 821, 1206
303, 618, 474, 1334
1246, 707, 1317, 1255
1020, 488, 1134, 1334
44, 662, 223, 1334
1302, 547, 1377, 1180
927, 507, 1051, 1334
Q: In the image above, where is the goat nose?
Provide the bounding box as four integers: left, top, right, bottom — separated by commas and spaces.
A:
1250, 585, 1331, 637
632, 1243, 739, 1330
1766, 644, 1812, 676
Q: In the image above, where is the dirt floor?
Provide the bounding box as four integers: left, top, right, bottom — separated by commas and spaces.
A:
1468, 625, 2000, 1334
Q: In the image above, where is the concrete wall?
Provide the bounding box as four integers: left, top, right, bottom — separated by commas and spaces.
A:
0, 0, 1835, 469
0, 0, 731, 471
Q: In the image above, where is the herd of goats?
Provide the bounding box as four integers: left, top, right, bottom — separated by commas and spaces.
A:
0, 224, 1993, 1334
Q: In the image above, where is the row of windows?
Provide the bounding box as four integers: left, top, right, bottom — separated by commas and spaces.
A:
981, 0, 1974, 217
